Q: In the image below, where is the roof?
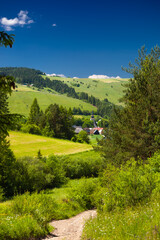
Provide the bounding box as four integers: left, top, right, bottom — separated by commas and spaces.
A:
90, 129, 100, 135
73, 126, 83, 134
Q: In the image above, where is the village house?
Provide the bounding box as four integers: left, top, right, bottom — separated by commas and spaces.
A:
73, 125, 83, 134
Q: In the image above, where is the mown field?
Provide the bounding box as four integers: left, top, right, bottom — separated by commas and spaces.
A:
9, 131, 92, 158
46, 76, 128, 104
8, 84, 97, 116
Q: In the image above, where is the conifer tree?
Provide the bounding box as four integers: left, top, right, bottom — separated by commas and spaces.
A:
98, 46, 160, 166
28, 98, 41, 125
0, 31, 18, 197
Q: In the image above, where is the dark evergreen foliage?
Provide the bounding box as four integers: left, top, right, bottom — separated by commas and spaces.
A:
0, 75, 19, 197
26, 98, 74, 140
98, 46, 160, 166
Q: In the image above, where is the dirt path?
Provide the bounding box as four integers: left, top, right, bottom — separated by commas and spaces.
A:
43, 210, 97, 240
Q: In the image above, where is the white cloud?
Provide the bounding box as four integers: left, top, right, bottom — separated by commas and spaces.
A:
52, 23, 56, 27
57, 74, 66, 78
73, 77, 79, 79
88, 74, 121, 79
0, 10, 34, 31
46, 73, 66, 78
1, 17, 19, 26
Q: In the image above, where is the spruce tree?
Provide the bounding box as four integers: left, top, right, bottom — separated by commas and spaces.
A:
28, 98, 41, 125
0, 32, 18, 197
98, 46, 160, 166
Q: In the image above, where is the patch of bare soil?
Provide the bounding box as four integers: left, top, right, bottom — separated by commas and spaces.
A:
43, 210, 97, 240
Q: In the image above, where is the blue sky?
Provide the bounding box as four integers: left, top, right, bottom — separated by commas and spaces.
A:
0, 0, 160, 78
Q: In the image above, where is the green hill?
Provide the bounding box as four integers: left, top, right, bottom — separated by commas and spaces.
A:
47, 76, 127, 105
8, 84, 97, 116
1, 67, 127, 116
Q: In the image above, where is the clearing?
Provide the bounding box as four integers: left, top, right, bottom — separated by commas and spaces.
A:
9, 131, 92, 158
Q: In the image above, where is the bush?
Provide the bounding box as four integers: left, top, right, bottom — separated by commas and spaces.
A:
0, 192, 57, 240
98, 159, 156, 211
61, 152, 104, 179
15, 155, 67, 193
15, 156, 52, 193
0, 214, 47, 240
44, 155, 67, 188
21, 124, 41, 135
76, 130, 90, 144
69, 178, 98, 209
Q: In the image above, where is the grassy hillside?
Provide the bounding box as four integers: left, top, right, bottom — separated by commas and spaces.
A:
8, 131, 92, 157
46, 76, 128, 105
8, 84, 97, 116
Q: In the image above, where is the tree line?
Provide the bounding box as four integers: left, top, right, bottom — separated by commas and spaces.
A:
22, 98, 74, 140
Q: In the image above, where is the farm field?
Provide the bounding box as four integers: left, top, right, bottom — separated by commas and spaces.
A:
46, 76, 128, 104
8, 131, 92, 158
8, 84, 97, 116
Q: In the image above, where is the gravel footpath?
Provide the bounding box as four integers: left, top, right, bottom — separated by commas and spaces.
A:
43, 209, 97, 240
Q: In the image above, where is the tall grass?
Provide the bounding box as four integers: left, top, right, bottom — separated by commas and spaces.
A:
82, 152, 160, 240
82, 200, 160, 240
0, 178, 98, 239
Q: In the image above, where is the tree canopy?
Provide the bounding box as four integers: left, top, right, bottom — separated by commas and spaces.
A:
98, 46, 160, 166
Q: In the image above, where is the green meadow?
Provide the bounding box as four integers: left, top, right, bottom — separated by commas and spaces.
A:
9, 131, 92, 158
46, 76, 128, 105
8, 84, 97, 116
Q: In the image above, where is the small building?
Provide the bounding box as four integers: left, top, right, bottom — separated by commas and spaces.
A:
90, 129, 100, 135
92, 127, 104, 135
73, 126, 83, 134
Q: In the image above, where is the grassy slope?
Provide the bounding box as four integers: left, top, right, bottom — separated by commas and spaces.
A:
8, 84, 97, 116
8, 131, 92, 158
46, 76, 128, 105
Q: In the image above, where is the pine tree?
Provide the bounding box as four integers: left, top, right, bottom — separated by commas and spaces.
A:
28, 98, 41, 125
0, 32, 18, 197
98, 46, 160, 166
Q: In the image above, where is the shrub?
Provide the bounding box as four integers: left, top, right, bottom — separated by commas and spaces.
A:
76, 130, 90, 144
0, 215, 47, 240
61, 153, 104, 179
98, 159, 156, 211
15, 155, 67, 193
0, 192, 57, 240
68, 178, 98, 209
44, 155, 67, 188
21, 123, 41, 135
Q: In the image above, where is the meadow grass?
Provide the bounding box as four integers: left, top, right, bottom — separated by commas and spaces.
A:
8, 85, 97, 116
0, 178, 97, 239
8, 131, 92, 158
64, 149, 101, 161
82, 201, 160, 240
47, 76, 127, 104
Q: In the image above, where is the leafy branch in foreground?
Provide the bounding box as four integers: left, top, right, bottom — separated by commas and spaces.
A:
0, 31, 14, 48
